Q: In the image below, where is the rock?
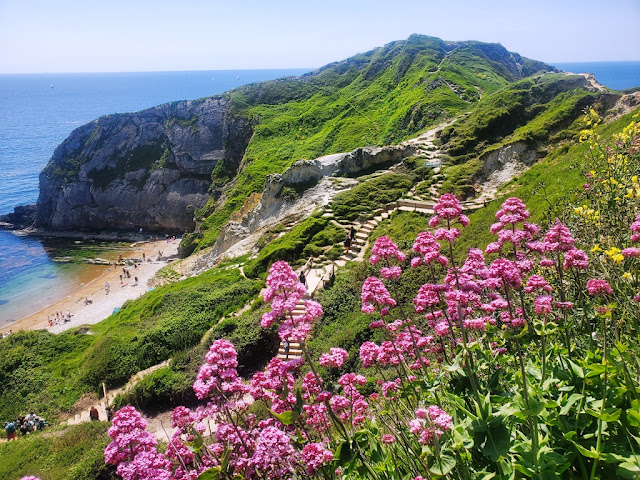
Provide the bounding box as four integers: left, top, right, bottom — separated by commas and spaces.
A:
0, 204, 36, 230
35, 97, 252, 233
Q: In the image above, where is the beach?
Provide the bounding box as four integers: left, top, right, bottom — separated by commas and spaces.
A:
4, 238, 180, 334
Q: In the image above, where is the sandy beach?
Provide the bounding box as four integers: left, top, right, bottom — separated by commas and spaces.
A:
5, 238, 180, 334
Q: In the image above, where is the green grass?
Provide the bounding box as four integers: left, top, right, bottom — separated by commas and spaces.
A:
189, 35, 552, 252
0, 422, 115, 480
0, 264, 260, 422
453, 108, 640, 257
330, 173, 415, 221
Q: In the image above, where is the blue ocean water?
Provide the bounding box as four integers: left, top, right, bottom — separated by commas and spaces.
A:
0, 69, 310, 327
552, 61, 640, 91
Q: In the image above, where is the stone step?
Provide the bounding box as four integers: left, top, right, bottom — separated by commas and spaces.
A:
398, 206, 434, 214
335, 259, 347, 267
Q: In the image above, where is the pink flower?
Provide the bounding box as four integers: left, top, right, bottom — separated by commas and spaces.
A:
525, 275, 552, 293
544, 219, 576, 252
380, 266, 403, 279
409, 405, 452, 445
622, 247, 640, 258
564, 248, 589, 270
301, 443, 333, 475
413, 284, 442, 312
371, 236, 406, 263
319, 348, 348, 368
262, 261, 306, 329
412, 231, 449, 266
555, 301, 574, 310
488, 258, 522, 289
193, 339, 246, 400
534, 295, 554, 315
361, 277, 397, 313
251, 426, 297, 477
630, 213, 640, 242
433, 194, 463, 221
586, 279, 613, 296
360, 342, 381, 368
381, 434, 396, 444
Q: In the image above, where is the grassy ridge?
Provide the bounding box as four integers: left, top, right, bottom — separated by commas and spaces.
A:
190, 35, 551, 251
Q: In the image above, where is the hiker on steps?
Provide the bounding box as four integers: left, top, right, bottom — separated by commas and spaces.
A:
89, 406, 99, 421
344, 233, 352, 253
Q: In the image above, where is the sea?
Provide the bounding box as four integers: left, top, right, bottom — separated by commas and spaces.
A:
0, 69, 310, 327
0, 63, 639, 329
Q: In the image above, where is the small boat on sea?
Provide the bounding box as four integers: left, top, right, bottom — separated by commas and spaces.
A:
50, 83, 54, 89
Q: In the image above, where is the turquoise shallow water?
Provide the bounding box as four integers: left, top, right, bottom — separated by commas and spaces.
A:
0, 69, 310, 327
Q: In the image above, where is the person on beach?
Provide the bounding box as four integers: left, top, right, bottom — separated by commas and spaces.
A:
105, 282, 110, 295
120, 274, 123, 284
142, 253, 145, 262
134, 276, 138, 286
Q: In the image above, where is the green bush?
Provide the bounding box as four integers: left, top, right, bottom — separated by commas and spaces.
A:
330, 173, 414, 221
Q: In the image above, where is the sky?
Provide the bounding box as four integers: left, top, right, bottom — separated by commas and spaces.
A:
0, 0, 639, 74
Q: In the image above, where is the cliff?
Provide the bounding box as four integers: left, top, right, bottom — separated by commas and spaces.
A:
35, 97, 252, 232
35, 34, 556, 241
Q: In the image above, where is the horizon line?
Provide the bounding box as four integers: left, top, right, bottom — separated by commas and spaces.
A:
2, 60, 640, 76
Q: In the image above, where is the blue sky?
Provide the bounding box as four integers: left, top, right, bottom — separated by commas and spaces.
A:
0, 0, 638, 73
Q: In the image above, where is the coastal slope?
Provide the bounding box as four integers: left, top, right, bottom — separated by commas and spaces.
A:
34, 35, 555, 244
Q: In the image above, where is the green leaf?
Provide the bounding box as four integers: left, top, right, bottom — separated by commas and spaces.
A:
585, 407, 621, 422
268, 409, 299, 425
586, 363, 606, 377
617, 460, 640, 479
559, 393, 584, 415
428, 453, 456, 476
198, 467, 221, 480
567, 359, 584, 378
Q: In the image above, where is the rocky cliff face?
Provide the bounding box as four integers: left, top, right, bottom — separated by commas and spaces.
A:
35, 97, 252, 232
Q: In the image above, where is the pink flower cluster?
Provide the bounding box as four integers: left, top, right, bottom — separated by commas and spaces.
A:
301, 443, 334, 475
193, 339, 247, 401
105, 406, 173, 480
370, 235, 406, 265
631, 213, 640, 243
319, 347, 348, 368
411, 231, 448, 267
586, 279, 613, 296
430, 194, 469, 243
361, 277, 397, 314
261, 261, 322, 341
486, 197, 539, 254
409, 405, 452, 445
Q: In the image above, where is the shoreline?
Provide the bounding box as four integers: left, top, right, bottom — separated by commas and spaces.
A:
4, 238, 181, 334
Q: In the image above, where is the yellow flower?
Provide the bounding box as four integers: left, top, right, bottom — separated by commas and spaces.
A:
622, 272, 632, 280
591, 244, 602, 253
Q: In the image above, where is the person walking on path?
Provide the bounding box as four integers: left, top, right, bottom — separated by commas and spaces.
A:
299, 270, 306, 287
104, 282, 110, 295
344, 233, 352, 253
89, 406, 99, 421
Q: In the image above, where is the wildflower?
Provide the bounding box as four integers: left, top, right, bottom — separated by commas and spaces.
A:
361, 277, 397, 313
301, 443, 333, 475
251, 426, 297, 478
193, 339, 246, 400
622, 247, 640, 258
319, 348, 348, 368
412, 231, 448, 266
380, 266, 403, 279
555, 301, 574, 310
430, 194, 468, 241
544, 219, 575, 252
413, 283, 443, 312
564, 248, 589, 270
360, 342, 380, 368
381, 434, 396, 444
409, 405, 452, 445
488, 258, 522, 289
605, 247, 625, 264
370, 236, 406, 264
525, 275, 552, 293
586, 279, 613, 296
534, 295, 554, 315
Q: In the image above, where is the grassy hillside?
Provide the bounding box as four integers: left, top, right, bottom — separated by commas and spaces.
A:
0, 263, 260, 422
184, 35, 555, 253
